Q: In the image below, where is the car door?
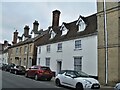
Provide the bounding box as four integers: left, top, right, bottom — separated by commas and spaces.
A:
27, 66, 35, 77
63, 71, 75, 87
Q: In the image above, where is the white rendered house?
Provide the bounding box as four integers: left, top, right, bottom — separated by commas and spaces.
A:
37, 10, 98, 77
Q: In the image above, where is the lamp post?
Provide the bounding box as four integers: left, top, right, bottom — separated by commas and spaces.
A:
103, 0, 108, 86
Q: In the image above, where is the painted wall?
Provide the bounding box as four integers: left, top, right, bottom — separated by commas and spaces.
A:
37, 35, 98, 76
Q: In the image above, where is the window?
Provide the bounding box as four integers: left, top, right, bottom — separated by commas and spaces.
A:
60, 24, 69, 36
24, 46, 27, 54
74, 57, 82, 72
57, 43, 62, 52
75, 40, 81, 49
38, 58, 40, 65
76, 16, 86, 32
29, 45, 32, 52
49, 29, 56, 39
20, 47, 22, 54
46, 58, 50, 67
16, 48, 18, 54
46, 45, 50, 53
24, 58, 26, 66
38, 47, 41, 54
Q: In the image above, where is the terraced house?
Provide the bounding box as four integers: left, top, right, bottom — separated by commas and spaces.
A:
36, 10, 98, 78
8, 21, 47, 68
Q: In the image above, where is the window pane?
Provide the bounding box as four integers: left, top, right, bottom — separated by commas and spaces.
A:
46, 58, 50, 67
74, 57, 82, 71
75, 40, 81, 49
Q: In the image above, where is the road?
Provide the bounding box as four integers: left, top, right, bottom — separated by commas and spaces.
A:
1, 70, 114, 90
1, 70, 68, 89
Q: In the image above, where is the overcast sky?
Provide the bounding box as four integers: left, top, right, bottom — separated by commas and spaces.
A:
1, 0, 97, 44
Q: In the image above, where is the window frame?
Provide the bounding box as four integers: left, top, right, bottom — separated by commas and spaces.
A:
46, 58, 50, 67
74, 57, 82, 72
75, 40, 82, 50
57, 43, 62, 52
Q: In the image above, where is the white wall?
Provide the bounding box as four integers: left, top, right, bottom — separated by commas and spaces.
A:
37, 35, 98, 76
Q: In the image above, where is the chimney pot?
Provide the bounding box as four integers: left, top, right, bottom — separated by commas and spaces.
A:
12, 30, 18, 44
52, 10, 61, 28
24, 25, 30, 37
33, 20, 39, 32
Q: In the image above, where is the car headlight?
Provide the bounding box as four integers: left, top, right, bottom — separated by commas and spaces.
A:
83, 79, 92, 84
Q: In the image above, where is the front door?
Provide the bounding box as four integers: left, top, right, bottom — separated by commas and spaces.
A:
57, 61, 62, 74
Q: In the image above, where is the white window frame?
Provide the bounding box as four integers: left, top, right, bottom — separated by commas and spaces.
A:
75, 40, 82, 50
60, 24, 69, 36
49, 29, 56, 39
46, 58, 50, 67
74, 57, 82, 72
46, 45, 50, 53
76, 16, 86, 32
57, 43, 62, 52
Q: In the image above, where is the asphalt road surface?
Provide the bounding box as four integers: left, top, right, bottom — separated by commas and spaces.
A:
2, 70, 67, 89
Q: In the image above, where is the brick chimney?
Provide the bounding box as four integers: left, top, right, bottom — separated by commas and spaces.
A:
12, 30, 18, 44
24, 25, 30, 37
33, 20, 39, 32
52, 10, 61, 28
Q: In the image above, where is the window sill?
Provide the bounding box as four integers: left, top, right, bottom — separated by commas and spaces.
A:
57, 50, 62, 52
74, 48, 82, 51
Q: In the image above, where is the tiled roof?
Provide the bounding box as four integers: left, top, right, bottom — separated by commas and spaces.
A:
37, 14, 97, 46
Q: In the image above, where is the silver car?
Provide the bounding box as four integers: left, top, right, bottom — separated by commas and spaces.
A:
55, 70, 100, 90
114, 83, 120, 90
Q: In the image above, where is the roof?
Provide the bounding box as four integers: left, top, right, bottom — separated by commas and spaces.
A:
37, 14, 97, 46
9, 30, 47, 48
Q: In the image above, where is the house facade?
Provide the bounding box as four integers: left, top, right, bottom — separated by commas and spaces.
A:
97, 2, 120, 85
8, 22, 47, 68
37, 10, 98, 77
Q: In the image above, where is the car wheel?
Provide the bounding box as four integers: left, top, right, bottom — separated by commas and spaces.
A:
76, 83, 83, 90
9, 70, 12, 73
14, 71, 17, 75
47, 78, 52, 81
35, 74, 39, 81
55, 79, 61, 87
25, 72, 28, 77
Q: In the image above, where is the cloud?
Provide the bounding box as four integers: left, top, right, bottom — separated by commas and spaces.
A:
1, 2, 97, 43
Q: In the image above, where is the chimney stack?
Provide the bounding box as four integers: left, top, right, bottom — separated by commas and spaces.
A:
24, 25, 30, 37
33, 20, 39, 32
52, 10, 61, 28
12, 30, 18, 44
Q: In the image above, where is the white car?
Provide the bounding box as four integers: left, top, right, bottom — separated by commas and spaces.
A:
114, 83, 120, 90
55, 70, 100, 90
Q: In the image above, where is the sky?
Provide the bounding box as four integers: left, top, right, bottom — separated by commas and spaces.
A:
0, 0, 97, 44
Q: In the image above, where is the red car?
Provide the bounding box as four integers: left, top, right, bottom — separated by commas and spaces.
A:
25, 65, 53, 81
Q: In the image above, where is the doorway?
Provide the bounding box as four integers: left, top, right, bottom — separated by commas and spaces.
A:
57, 61, 62, 74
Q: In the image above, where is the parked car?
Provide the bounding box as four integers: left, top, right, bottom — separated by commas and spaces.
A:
10, 65, 26, 75
25, 65, 53, 81
6, 63, 15, 72
114, 83, 120, 90
55, 70, 100, 90
1, 64, 8, 71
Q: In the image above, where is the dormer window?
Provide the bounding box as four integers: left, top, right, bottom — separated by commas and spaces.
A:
76, 16, 86, 32
49, 28, 56, 39
60, 24, 69, 36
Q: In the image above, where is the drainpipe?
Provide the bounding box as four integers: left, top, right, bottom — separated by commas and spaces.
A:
103, 0, 108, 86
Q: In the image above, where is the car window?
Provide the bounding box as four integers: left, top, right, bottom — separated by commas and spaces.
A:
41, 67, 50, 70
58, 70, 66, 74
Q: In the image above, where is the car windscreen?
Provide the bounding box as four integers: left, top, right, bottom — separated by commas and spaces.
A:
74, 71, 89, 77
41, 67, 50, 70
